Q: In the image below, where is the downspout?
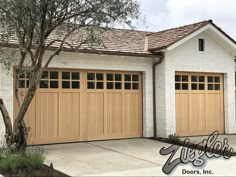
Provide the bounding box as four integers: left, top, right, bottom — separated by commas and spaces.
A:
152, 52, 164, 137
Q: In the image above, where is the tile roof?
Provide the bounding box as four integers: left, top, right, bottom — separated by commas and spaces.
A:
1, 20, 235, 56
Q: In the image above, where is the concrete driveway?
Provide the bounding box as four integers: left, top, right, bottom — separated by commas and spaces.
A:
44, 138, 236, 176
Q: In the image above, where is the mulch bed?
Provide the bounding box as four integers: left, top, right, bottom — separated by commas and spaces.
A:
151, 137, 236, 157
0, 165, 70, 177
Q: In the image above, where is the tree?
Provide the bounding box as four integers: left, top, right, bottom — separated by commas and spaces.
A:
0, 0, 140, 152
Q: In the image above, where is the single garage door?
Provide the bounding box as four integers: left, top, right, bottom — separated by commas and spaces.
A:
175, 72, 224, 136
14, 69, 142, 145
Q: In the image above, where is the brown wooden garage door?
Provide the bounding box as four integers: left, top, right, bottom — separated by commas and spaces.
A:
175, 72, 224, 136
14, 69, 142, 145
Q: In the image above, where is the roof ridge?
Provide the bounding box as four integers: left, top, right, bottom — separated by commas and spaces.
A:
147, 19, 211, 36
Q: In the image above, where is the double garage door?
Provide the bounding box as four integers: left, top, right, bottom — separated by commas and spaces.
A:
14, 69, 142, 145
175, 72, 224, 136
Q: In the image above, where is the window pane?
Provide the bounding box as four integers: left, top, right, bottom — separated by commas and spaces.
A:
182, 75, 188, 82
26, 80, 29, 88
115, 74, 122, 81
96, 82, 103, 89
132, 74, 139, 81
199, 76, 205, 82
50, 81, 58, 88
182, 83, 188, 90
214, 77, 220, 83
208, 84, 214, 90
133, 83, 139, 90
87, 73, 95, 80
19, 71, 25, 79
62, 81, 70, 88
42, 71, 48, 79
215, 84, 220, 90
191, 76, 198, 82
199, 84, 205, 90
107, 74, 113, 81
175, 75, 181, 82
208, 76, 213, 83
88, 82, 95, 89
125, 83, 131, 89
18, 80, 25, 88
175, 83, 181, 90
125, 74, 131, 81
50, 72, 58, 79
72, 72, 80, 80
192, 84, 197, 90
40, 80, 48, 88
107, 82, 113, 89
115, 82, 122, 89
62, 72, 70, 80
96, 73, 103, 81
72, 82, 80, 89
26, 70, 30, 79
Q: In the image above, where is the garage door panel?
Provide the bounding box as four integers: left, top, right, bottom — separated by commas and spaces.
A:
36, 92, 59, 139
87, 93, 105, 138
107, 93, 123, 134
176, 93, 189, 135
176, 72, 224, 136
59, 93, 80, 138
189, 93, 205, 132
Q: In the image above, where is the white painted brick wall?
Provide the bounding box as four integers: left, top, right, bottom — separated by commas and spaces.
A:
156, 31, 236, 137
0, 52, 154, 143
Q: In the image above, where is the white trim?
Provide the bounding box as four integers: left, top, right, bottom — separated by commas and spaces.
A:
166, 24, 236, 51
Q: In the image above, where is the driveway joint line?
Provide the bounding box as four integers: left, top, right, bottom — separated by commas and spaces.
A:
87, 142, 161, 166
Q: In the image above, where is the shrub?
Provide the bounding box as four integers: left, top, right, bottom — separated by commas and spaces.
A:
0, 147, 45, 172
168, 134, 181, 144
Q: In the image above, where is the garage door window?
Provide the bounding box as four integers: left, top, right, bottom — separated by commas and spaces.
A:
125, 74, 139, 90
40, 71, 59, 88
62, 72, 80, 89
175, 75, 188, 90
18, 69, 30, 88
191, 75, 205, 90
208, 76, 220, 90
87, 72, 104, 89
106, 73, 122, 90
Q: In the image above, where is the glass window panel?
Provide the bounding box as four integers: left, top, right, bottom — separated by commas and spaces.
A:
50, 81, 58, 88
208, 76, 213, 83
132, 74, 139, 81
199, 84, 205, 90
125, 83, 131, 89
87, 73, 95, 80
107, 74, 113, 81
182, 83, 188, 90
191, 76, 198, 82
50, 72, 58, 79
115, 74, 122, 81
18, 80, 25, 88
115, 82, 122, 89
215, 84, 220, 90
26, 70, 30, 79
199, 76, 205, 82
125, 74, 131, 81
191, 84, 198, 90
42, 71, 48, 79
26, 80, 29, 88
72, 72, 80, 80
19, 71, 25, 79
40, 80, 48, 88
107, 82, 113, 89
72, 82, 80, 89
214, 77, 220, 83
175, 83, 181, 90
62, 81, 70, 88
208, 84, 214, 90
87, 82, 95, 89
96, 73, 103, 81
133, 83, 139, 90
96, 82, 103, 89
62, 72, 70, 80
175, 75, 181, 82
182, 75, 188, 82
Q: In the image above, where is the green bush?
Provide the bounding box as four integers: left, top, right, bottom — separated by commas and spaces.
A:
168, 134, 181, 144
0, 148, 45, 172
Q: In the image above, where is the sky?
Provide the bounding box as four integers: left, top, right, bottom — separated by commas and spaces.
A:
137, 0, 236, 39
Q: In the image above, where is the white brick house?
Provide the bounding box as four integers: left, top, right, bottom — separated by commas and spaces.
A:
0, 20, 236, 145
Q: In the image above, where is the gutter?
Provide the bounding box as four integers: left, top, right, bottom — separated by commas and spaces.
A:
152, 52, 165, 137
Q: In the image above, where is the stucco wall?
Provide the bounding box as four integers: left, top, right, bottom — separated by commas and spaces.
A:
156, 31, 236, 137
0, 52, 155, 142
